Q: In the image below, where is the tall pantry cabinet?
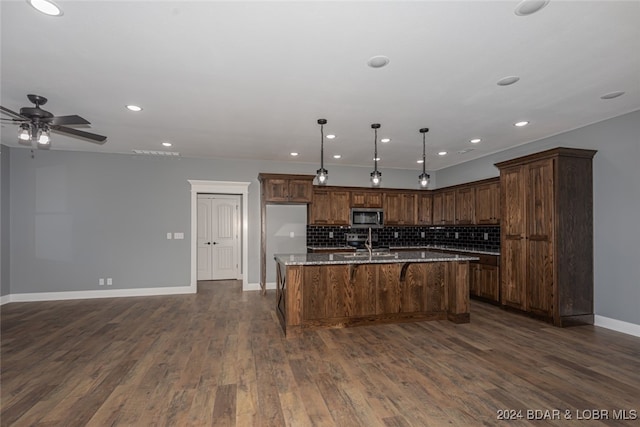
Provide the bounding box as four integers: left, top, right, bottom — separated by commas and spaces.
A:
496, 148, 597, 327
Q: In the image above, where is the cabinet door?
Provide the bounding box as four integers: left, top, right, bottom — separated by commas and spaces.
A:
478, 264, 500, 302
526, 159, 554, 316
264, 178, 289, 202
351, 191, 383, 208
303, 265, 350, 319
309, 190, 331, 224
330, 191, 351, 225
475, 182, 500, 224
288, 179, 312, 203
442, 190, 456, 224
501, 166, 526, 309
455, 187, 475, 224
384, 193, 403, 225
417, 193, 433, 225
432, 192, 444, 224
469, 263, 481, 297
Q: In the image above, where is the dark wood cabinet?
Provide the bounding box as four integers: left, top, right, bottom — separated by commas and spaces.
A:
259, 174, 313, 203
416, 193, 433, 225
455, 186, 475, 224
433, 190, 455, 225
309, 189, 350, 225
475, 181, 500, 225
384, 192, 416, 225
497, 148, 597, 326
469, 255, 500, 303
351, 191, 383, 208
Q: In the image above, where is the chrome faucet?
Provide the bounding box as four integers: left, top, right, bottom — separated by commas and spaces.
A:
365, 227, 373, 257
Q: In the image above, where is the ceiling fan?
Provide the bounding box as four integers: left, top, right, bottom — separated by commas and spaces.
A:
1, 94, 107, 149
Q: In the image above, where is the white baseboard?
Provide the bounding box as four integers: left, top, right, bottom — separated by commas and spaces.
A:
594, 315, 640, 338
0, 294, 10, 305
3, 285, 195, 304
244, 282, 276, 292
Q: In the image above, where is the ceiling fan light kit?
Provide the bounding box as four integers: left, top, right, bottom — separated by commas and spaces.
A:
1, 94, 107, 150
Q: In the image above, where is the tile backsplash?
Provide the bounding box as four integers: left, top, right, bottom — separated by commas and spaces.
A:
307, 225, 500, 252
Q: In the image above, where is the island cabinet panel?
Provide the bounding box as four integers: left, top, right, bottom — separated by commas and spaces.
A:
455, 186, 475, 224
384, 192, 416, 225
276, 255, 471, 335
351, 191, 383, 208
496, 147, 596, 327
475, 181, 500, 225
309, 189, 350, 225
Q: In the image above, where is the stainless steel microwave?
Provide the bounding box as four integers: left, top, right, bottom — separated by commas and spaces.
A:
350, 208, 384, 229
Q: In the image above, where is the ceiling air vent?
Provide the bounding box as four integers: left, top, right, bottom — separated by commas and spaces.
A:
132, 150, 180, 156
457, 148, 475, 154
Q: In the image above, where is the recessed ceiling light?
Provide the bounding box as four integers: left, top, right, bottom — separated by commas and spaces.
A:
417, 159, 424, 164
367, 55, 390, 68
162, 142, 172, 147
514, 121, 530, 127
333, 154, 342, 159
600, 91, 625, 100
381, 138, 391, 143
326, 134, 336, 139
27, 0, 63, 16
126, 105, 143, 112
290, 152, 299, 156
497, 76, 520, 86
470, 138, 482, 144
438, 151, 447, 156
514, 0, 550, 16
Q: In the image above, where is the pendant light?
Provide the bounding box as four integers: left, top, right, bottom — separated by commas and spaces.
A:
419, 128, 430, 188
370, 123, 382, 187
316, 119, 328, 185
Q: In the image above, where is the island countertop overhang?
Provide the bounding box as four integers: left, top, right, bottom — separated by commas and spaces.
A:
275, 250, 479, 266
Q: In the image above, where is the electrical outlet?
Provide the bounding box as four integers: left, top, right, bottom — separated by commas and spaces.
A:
106, 278, 113, 286
99, 278, 104, 286
420, 231, 425, 238
455, 232, 459, 239
394, 232, 399, 238
484, 233, 489, 240
329, 231, 334, 238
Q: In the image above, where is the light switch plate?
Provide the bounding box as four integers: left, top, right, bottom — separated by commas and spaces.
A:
167, 232, 172, 240
106, 278, 113, 285
174, 232, 184, 239
99, 278, 104, 286
289, 231, 295, 238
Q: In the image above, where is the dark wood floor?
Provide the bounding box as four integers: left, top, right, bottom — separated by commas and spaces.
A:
2, 281, 639, 427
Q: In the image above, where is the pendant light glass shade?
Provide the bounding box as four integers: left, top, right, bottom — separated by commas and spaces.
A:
37, 126, 51, 146
419, 128, 430, 188
316, 119, 328, 185
18, 123, 31, 142
371, 123, 382, 187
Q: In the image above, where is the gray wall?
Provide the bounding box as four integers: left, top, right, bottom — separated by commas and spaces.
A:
6, 147, 422, 293
266, 204, 308, 283
1, 145, 9, 296
437, 110, 640, 326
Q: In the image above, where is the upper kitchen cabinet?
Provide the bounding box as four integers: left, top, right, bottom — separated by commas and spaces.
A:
351, 191, 383, 208
258, 173, 314, 203
416, 193, 433, 225
455, 186, 475, 225
309, 189, 351, 225
496, 148, 597, 327
432, 189, 455, 225
475, 180, 500, 225
384, 192, 416, 225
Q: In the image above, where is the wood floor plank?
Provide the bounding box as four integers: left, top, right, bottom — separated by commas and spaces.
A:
2, 281, 640, 426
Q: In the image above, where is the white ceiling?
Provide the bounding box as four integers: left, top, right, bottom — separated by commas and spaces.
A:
1, 1, 639, 171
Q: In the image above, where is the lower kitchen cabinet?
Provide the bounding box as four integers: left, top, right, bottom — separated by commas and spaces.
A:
470, 256, 500, 304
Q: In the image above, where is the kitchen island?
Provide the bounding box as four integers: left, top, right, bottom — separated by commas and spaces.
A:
274, 250, 478, 336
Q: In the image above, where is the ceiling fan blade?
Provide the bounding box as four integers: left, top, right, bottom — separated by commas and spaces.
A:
1, 105, 29, 120
50, 125, 107, 144
50, 115, 91, 126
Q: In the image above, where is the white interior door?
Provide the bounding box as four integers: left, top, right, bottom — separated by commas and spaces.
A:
197, 194, 240, 280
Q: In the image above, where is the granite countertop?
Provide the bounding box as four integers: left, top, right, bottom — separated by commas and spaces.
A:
276, 250, 479, 266
307, 245, 500, 256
